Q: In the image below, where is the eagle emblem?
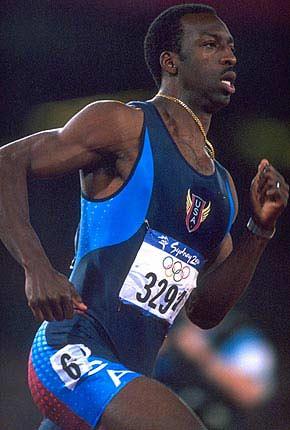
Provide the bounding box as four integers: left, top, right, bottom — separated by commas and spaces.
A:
186, 189, 211, 233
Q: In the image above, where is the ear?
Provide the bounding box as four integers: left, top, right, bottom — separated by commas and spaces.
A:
160, 51, 179, 76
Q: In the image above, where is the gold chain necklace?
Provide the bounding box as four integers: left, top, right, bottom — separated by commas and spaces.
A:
157, 94, 215, 159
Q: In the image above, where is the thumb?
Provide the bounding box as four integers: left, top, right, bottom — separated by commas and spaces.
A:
71, 290, 87, 311
258, 158, 269, 174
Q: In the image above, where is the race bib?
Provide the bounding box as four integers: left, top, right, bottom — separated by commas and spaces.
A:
50, 344, 137, 390
50, 344, 92, 390
119, 229, 205, 324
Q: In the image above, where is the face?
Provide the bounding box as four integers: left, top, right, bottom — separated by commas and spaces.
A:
177, 13, 237, 112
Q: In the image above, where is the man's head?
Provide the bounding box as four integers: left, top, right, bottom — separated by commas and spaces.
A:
144, 4, 217, 88
144, 4, 237, 112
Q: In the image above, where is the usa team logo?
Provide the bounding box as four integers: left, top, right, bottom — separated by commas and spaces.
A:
185, 189, 211, 233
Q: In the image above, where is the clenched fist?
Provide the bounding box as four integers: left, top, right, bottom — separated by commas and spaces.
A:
250, 159, 289, 231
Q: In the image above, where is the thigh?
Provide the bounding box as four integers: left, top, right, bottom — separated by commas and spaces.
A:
100, 376, 207, 430
29, 323, 142, 430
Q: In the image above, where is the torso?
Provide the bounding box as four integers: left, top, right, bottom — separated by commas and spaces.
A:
45, 100, 236, 376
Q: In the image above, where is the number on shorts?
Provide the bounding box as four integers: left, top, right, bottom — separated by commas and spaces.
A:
60, 353, 81, 380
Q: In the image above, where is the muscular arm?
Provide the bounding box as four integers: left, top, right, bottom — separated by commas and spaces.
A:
186, 161, 289, 328
186, 230, 269, 329
0, 101, 143, 321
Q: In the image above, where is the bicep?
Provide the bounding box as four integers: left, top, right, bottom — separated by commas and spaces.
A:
0, 128, 98, 179
29, 128, 99, 178
1, 101, 143, 178
30, 101, 124, 177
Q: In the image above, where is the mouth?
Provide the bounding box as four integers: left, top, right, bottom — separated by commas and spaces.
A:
220, 71, 236, 95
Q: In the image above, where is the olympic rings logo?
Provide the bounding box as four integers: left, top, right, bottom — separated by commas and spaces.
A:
162, 256, 190, 282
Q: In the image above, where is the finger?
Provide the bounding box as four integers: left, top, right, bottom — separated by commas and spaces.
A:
259, 163, 286, 183
61, 298, 74, 320
252, 161, 270, 196
39, 303, 55, 322
266, 187, 289, 204
258, 159, 270, 175
71, 291, 87, 311
30, 305, 45, 323
257, 175, 268, 196
48, 300, 66, 321
260, 169, 284, 185
258, 182, 277, 204
72, 300, 87, 312
257, 164, 277, 193
259, 173, 287, 197
74, 309, 87, 316
258, 169, 287, 199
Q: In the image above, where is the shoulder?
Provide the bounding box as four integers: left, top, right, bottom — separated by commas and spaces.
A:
60, 99, 145, 151
74, 100, 144, 133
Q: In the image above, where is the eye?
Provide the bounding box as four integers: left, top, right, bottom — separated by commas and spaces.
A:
203, 41, 217, 49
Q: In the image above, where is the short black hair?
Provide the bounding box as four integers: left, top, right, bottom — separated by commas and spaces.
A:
144, 3, 216, 87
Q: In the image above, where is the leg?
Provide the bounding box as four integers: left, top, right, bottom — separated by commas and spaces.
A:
100, 376, 207, 430
30, 325, 206, 430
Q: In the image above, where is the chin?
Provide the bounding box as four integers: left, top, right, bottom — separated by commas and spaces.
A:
207, 94, 232, 113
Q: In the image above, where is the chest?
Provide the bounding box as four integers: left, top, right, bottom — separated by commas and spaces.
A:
81, 130, 213, 200
144, 129, 233, 258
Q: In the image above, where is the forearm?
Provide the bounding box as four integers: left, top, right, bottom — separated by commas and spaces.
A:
186, 228, 269, 328
0, 133, 55, 270
0, 215, 52, 270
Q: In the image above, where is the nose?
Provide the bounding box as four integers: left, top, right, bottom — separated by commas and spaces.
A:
220, 47, 237, 67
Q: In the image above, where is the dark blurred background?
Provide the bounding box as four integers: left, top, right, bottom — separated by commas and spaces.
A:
0, 1, 289, 429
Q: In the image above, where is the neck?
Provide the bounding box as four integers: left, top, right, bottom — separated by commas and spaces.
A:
153, 91, 215, 159
178, 94, 212, 134
157, 85, 212, 133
